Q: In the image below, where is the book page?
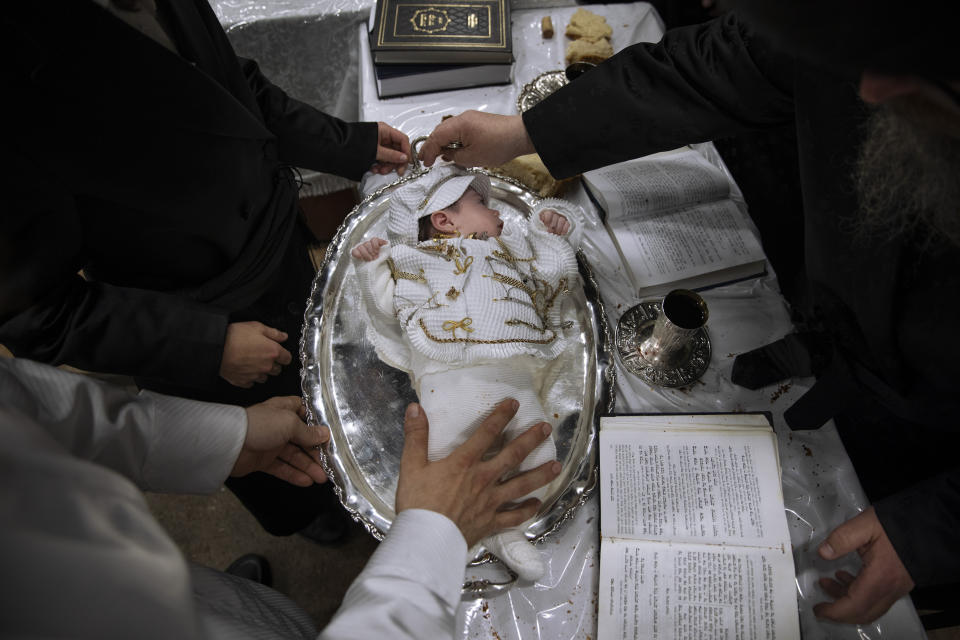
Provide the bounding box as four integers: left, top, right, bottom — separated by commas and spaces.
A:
598, 541, 800, 640
608, 199, 764, 292
582, 149, 730, 218
602, 414, 772, 431
599, 430, 789, 548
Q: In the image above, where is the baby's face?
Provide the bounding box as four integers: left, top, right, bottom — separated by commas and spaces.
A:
447, 188, 502, 239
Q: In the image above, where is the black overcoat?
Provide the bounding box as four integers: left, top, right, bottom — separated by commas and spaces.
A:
523, 13, 960, 587
1, 1, 377, 387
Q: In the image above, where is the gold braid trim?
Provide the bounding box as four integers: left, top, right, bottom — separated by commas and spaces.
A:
489, 272, 533, 297
419, 318, 556, 345
505, 318, 547, 333
386, 258, 427, 283
493, 297, 539, 314
489, 271, 571, 332
453, 255, 473, 275
493, 237, 536, 263
420, 236, 468, 261
420, 244, 453, 260
542, 277, 569, 311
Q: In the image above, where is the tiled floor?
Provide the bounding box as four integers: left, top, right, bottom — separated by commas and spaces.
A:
146, 488, 378, 627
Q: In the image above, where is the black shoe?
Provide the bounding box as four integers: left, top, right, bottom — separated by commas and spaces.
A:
225, 553, 273, 587
297, 507, 351, 545
297, 483, 352, 545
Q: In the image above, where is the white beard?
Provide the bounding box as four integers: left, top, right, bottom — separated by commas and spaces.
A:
854, 102, 960, 248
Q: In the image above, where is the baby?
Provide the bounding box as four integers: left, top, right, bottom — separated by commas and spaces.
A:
352, 165, 583, 580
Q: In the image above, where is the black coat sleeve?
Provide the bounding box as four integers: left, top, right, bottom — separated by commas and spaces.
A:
523, 12, 795, 178
0, 151, 228, 388
874, 472, 960, 587
238, 57, 379, 181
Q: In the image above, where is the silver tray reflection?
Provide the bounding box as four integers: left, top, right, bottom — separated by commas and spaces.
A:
517, 70, 568, 113
301, 170, 615, 561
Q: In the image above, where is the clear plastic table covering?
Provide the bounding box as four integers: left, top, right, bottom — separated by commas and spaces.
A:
355, 3, 927, 638
216, 0, 374, 121
215, 0, 375, 196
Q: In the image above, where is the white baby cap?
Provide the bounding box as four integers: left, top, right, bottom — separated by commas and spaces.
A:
386, 164, 492, 245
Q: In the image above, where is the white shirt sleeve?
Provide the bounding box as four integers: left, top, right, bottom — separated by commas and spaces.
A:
0, 357, 233, 640
320, 509, 468, 640
0, 358, 472, 640
0, 357, 245, 494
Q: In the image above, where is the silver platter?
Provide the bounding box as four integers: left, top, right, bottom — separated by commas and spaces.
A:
517, 70, 567, 113
301, 168, 615, 567
615, 301, 711, 387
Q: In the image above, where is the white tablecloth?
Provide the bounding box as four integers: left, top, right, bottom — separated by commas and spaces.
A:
356, 3, 927, 639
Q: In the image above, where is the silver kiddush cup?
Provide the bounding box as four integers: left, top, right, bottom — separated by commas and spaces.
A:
639, 289, 709, 370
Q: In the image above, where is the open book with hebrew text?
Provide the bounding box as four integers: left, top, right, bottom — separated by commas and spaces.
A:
598, 413, 800, 639
583, 149, 766, 298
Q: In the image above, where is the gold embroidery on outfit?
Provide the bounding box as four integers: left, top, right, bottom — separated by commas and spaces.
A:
397, 293, 445, 327
418, 238, 475, 275
505, 318, 547, 333
491, 237, 536, 264
441, 317, 474, 337
406, 230, 571, 348
420, 319, 557, 345
421, 237, 464, 261
386, 257, 427, 283
453, 255, 473, 275
484, 235, 571, 335
489, 272, 534, 297
421, 244, 453, 259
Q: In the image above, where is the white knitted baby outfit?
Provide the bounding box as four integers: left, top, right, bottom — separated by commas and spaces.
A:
356, 165, 583, 581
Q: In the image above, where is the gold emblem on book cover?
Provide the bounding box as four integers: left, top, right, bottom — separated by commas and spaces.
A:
410, 8, 451, 33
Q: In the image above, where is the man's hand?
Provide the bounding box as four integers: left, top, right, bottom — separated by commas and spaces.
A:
232, 396, 330, 487
419, 111, 536, 169
220, 321, 292, 388
539, 209, 570, 235
396, 399, 562, 547
351, 237, 388, 261
372, 122, 411, 176
814, 507, 915, 624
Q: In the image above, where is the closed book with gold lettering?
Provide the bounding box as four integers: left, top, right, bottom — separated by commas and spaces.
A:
370, 0, 513, 65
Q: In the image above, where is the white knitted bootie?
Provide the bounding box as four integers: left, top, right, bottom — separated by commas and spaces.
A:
482, 530, 545, 582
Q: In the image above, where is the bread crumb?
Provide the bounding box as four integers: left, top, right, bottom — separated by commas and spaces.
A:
770, 382, 791, 403
541, 16, 554, 38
